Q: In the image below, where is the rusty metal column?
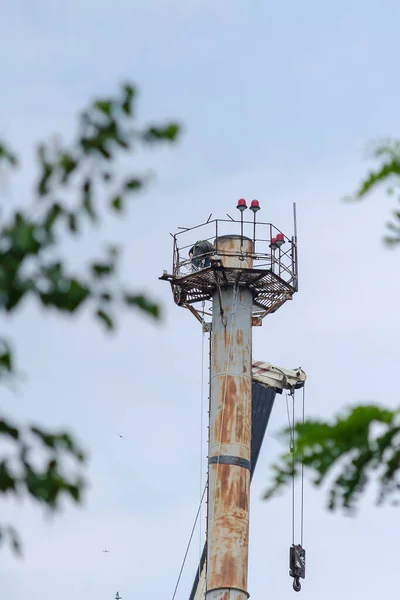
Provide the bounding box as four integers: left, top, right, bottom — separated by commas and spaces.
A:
206, 235, 253, 600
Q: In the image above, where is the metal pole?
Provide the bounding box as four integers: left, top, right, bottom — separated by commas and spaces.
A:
206, 236, 253, 600
293, 202, 299, 292
240, 213, 244, 254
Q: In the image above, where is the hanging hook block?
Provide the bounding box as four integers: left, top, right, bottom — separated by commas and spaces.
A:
293, 578, 301, 592
289, 544, 306, 583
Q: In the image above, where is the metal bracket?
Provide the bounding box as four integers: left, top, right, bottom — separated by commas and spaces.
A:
252, 316, 262, 327
202, 322, 212, 333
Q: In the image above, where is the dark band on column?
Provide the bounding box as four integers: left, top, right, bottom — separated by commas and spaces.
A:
206, 587, 250, 599
208, 455, 251, 471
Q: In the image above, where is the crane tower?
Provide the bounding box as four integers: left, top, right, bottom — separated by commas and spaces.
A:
160, 200, 305, 599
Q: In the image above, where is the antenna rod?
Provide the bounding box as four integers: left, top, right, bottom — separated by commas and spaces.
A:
293, 202, 299, 292
249, 199, 260, 244
236, 199, 247, 254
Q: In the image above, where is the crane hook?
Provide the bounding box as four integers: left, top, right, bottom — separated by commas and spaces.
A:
293, 577, 301, 592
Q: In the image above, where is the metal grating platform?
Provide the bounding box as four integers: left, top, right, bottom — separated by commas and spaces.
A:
162, 264, 295, 319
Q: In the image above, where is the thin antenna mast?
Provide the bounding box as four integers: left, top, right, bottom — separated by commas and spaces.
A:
293, 202, 299, 291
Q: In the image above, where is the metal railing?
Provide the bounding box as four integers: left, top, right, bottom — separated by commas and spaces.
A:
170, 217, 298, 289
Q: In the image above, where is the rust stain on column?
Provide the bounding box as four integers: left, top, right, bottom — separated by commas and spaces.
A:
206, 235, 253, 600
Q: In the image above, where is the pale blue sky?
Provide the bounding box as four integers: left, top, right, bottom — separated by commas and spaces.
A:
1, 1, 399, 599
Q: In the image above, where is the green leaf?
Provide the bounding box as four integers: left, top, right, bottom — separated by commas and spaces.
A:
4, 282, 29, 312
348, 140, 400, 202
0, 461, 16, 493
30, 427, 58, 450
64, 279, 90, 312
96, 144, 111, 159
384, 236, 400, 247
111, 196, 123, 211
142, 123, 181, 143
67, 212, 78, 233
10, 215, 41, 255
41, 261, 63, 284
68, 483, 81, 502
124, 178, 143, 192
0, 419, 19, 440
121, 84, 136, 115
354, 160, 400, 199
79, 135, 112, 160
0, 340, 13, 375
123, 293, 160, 318
44, 203, 63, 232
81, 179, 97, 222
59, 153, 78, 183
94, 100, 113, 117
36, 144, 53, 196
96, 309, 114, 330
91, 262, 113, 278
39, 278, 89, 312
0, 143, 18, 167
163, 123, 180, 141
30, 427, 85, 462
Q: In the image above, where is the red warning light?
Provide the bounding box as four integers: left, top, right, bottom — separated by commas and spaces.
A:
270, 237, 278, 250
250, 199, 260, 213
276, 233, 285, 247
237, 198, 247, 212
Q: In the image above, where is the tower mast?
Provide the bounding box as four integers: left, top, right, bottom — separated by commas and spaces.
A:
161, 200, 299, 600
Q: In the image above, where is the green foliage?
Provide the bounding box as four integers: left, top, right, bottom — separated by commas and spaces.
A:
264, 139, 400, 517
264, 404, 400, 513
0, 143, 18, 167
0, 417, 85, 555
0, 83, 181, 329
347, 138, 400, 246
0, 82, 181, 553
0, 339, 12, 377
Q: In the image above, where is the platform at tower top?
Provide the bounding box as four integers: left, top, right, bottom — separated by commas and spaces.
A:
160, 211, 298, 323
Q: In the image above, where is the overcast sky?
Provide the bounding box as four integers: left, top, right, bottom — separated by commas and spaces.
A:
1, 1, 399, 599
